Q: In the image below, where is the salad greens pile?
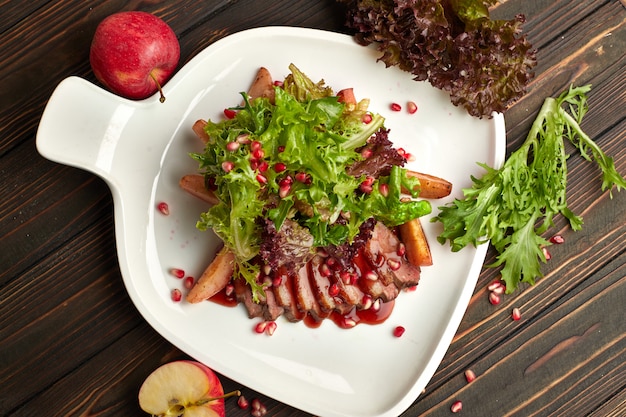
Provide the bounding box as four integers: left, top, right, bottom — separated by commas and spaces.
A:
192, 64, 430, 295
337, 0, 537, 118
433, 85, 626, 293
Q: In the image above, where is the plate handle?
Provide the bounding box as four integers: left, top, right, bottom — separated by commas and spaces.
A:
36, 76, 139, 180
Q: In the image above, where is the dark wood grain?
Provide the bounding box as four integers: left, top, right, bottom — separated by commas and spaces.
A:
1, 1, 624, 416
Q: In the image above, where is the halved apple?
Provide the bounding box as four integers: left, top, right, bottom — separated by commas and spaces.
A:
138, 360, 236, 417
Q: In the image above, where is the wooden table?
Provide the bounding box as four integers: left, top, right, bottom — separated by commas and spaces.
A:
1, 1, 624, 416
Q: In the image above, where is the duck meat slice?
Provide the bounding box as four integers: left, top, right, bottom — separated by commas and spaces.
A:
293, 263, 328, 322
308, 255, 336, 313
233, 277, 264, 319
271, 267, 302, 322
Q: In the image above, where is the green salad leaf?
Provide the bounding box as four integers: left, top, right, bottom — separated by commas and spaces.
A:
192, 64, 431, 296
433, 85, 626, 292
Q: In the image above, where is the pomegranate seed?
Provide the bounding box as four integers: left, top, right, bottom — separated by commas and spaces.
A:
254, 321, 268, 334
451, 400, 463, 413
171, 288, 182, 302
371, 299, 381, 312
464, 369, 476, 383
250, 140, 262, 151
340, 271, 351, 284
262, 264, 272, 276
387, 259, 401, 271
359, 295, 372, 310
272, 276, 283, 287
278, 184, 291, 198
319, 263, 332, 277
273, 80, 283, 87
390, 102, 402, 111
273, 162, 287, 172
225, 283, 234, 297
266, 321, 277, 336
359, 183, 373, 194
226, 141, 240, 152
251, 398, 262, 411
183, 276, 195, 289
157, 202, 169, 215
221, 161, 234, 172
342, 317, 357, 328
405, 285, 417, 292
396, 147, 406, 157
379, 183, 389, 197
223, 108, 236, 119
407, 101, 418, 114
550, 234, 565, 244
258, 161, 269, 172
362, 176, 375, 186
397, 243, 406, 257
236, 133, 250, 144
329, 283, 340, 297
362, 113, 373, 124
542, 247, 552, 261
365, 271, 378, 281
325, 257, 337, 267
393, 326, 405, 337
170, 268, 185, 279
256, 173, 268, 184
487, 281, 505, 293
295, 172, 308, 183
361, 148, 373, 159
404, 152, 415, 162
489, 292, 501, 305
278, 176, 293, 187
277, 145, 285, 153
252, 149, 265, 159
491, 284, 505, 295
237, 395, 249, 409
512, 307, 522, 321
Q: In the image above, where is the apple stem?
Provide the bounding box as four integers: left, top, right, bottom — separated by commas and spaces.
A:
149, 71, 166, 103
197, 389, 242, 406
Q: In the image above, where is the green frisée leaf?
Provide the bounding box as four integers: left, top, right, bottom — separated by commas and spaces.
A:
433, 85, 626, 293
192, 64, 431, 296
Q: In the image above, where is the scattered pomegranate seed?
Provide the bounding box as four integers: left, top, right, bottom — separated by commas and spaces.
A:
157, 202, 169, 215
396, 147, 406, 157
542, 247, 552, 261
404, 285, 418, 292
256, 173, 268, 184
273, 162, 287, 172
223, 108, 236, 119
451, 400, 463, 413
550, 234, 565, 244
404, 152, 415, 162
250, 140, 262, 151
319, 263, 331, 277
342, 317, 357, 328
221, 161, 234, 172
390, 102, 402, 111
329, 283, 340, 297
226, 141, 240, 152
278, 176, 293, 187
254, 321, 268, 334
257, 161, 269, 173
171, 288, 182, 302
273, 80, 283, 87
170, 268, 185, 279
237, 395, 249, 409
265, 321, 277, 336
489, 292, 501, 305
250, 398, 267, 417
272, 276, 283, 287
277, 145, 285, 153
393, 326, 405, 337
407, 101, 418, 114
371, 298, 381, 312
512, 307, 522, 321
487, 281, 505, 293
359, 183, 373, 194
183, 276, 194, 290
464, 369, 476, 383
362, 113, 373, 124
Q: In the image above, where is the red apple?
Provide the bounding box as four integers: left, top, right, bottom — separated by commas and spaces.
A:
138, 360, 238, 417
90, 11, 180, 102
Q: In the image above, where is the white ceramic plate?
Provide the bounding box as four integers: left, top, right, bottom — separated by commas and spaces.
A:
37, 27, 505, 417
